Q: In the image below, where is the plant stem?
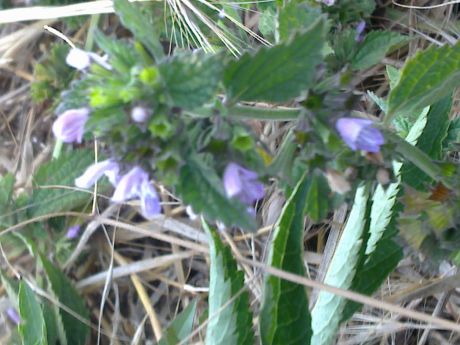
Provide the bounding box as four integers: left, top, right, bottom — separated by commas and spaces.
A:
186, 104, 302, 120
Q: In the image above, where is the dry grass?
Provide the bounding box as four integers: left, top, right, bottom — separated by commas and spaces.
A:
1, 1, 460, 344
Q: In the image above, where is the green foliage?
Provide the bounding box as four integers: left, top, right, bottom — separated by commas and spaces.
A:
399, 97, 451, 190
177, 156, 256, 230
159, 299, 198, 345
311, 184, 370, 345
0, 173, 15, 228
224, 18, 326, 103
260, 174, 312, 345
304, 170, 330, 222
18, 281, 47, 345
29, 149, 96, 217
278, 2, 321, 41
387, 41, 460, 120
352, 31, 409, 70
204, 222, 254, 345
159, 52, 223, 110
113, 0, 164, 62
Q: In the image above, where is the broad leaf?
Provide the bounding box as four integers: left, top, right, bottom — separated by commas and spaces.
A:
159, 299, 198, 345
260, 174, 312, 345
304, 171, 330, 223
311, 184, 370, 345
159, 52, 223, 110
39, 253, 89, 345
113, 0, 164, 61
29, 149, 96, 217
352, 31, 408, 70
18, 281, 47, 345
387, 41, 460, 119
204, 222, 254, 345
224, 18, 326, 103
278, 2, 321, 41
177, 156, 256, 230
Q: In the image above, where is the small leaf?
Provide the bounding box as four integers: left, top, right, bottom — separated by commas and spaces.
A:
224, 18, 326, 103
386, 65, 400, 90
159, 52, 223, 110
352, 31, 408, 70
304, 171, 330, 223
159, 299, 198, 345
113, 0, 164, 61
203, 222, 254, 345
387, 41, 460, 118
18, 281, 47, 345
177, 156, 256, 230
311, 184, 370, 345
260, 174, 312, 345
94, 30, 137, 75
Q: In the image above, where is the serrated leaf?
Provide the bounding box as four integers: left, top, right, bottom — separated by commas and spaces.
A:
29, 149, 96, 217
113, 0, 164, 62
18, 281, 47, 345
352, 31, 408, 70
177, 156, 256, 230
203, 222, 254, 345
260, 174, 312, 345
387, 41, 460, 119
386, 65, 400, 90
38, 253, 89, 345
400, 97, 451, 190
159, 299, 198, 345
311, 184, 370, 345
224, 18, 326, 103
159, 52, 223, 110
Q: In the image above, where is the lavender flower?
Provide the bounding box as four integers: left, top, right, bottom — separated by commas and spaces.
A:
52, 108, 89, 143
223, 163, 264, 205
336, 117, 384, 153
355, 20, 366, 42
66, 225, 81, 239
321, 0, 335, 6
111, 166, 161, 219
75, 159, 119, 188
131, 106, 151, 123
66, 47, 112, 71
6, 307, 20, 325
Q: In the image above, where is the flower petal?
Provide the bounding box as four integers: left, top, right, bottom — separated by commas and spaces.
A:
139, 179, 161, 219
75, 159, 119, 189
66, 48, 91, 70
111, 167, 147, 202
223, 163, 243, 197
52, 108, 89, 143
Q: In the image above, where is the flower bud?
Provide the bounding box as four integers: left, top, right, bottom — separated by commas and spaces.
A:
336, 117, 384, 153
66, 48, 91, 70
52, 108, 89, 143
131, 106, 151, 123
66, 225, 81, 239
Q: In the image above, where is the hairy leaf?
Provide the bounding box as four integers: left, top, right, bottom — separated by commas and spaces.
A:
311, 184, 370, 345
352, 31, 408, 70
159, 52, 223, 110
204, 222, 254, 345
18, 281, 47, 345
224, 18, 326, 103
387, 41, 460, 119
260, 173, 312, 345
278, 2, 321, 41
29, 149, 96, 217
159, 299, 198, 345
177, 156, 256, 230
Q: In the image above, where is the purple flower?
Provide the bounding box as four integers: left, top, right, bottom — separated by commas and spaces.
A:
223, 163, 264, 205
52, 108, 89, 143
66, 48, 112, 71
75, 159, 120, 188
131, 106, 151, 123
321, 0, 335, 6
6, 307, 20, 325
336, 117, 384, 153
355, 20, 366, 42
111, 166, 161, 219
66, 225, 81, 239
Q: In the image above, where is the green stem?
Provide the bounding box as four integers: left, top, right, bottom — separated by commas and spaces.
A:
186, 105, 302, 120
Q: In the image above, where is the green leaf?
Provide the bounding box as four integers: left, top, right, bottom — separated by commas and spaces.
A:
38, 253, 89, 345
159, 299, 198, 345
224, 18, 326, 103
260, 174, 312, 345
444, 117, 460, 151
278, 2, 321, 41
94, 30, 137, 75
177, 156, 256, 230
352, 31, 408, 70
0, 270, 19, 309
18, 281, 47, 345
29, 149, 96, 217
311, 184, 370, 345
387, 41, 460, 120
386, 65, 400, 90
113, 0, 164, 61
159, 52, 223, 110
0, 173, 15, 228
399, 97, 451, 190
203, 222, 254, 345
304, 171, 330, 223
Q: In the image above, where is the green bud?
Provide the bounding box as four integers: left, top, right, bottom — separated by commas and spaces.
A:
148, 115, 174, 140
231, 127, 254, 152
140, 67, 159, 86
